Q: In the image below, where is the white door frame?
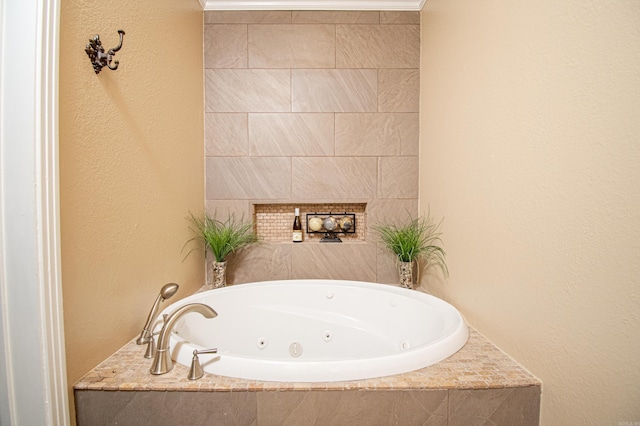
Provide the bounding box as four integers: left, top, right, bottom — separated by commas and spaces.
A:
0, 0, 69, 424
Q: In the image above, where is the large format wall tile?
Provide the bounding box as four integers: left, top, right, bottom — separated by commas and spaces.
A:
380, 11, 421, 24
292, 157, 377, 199
378, 69, 420, 113
335, 113, 418, 156
376, 243, 403, 284
204, 24, 247, 68
205, 113, 248, 156
336, 25, 420, 69
367, 199, 419, 226
226, 243, 291, 284
449, 387, 541, 426
257, 390, 448, 426
291, 243, 377, 281
378, 157, 419, 199
205, 69, 290, 112
203, 13, 421, 285
75, 390, 258, 426
249, 25, 335, 68
205, 199, 252, 219
205, 10, 291, 24
292, 69, 377, 112
206, 157, 291, 199
249, 113, 334, 156
292, 11, 380, 24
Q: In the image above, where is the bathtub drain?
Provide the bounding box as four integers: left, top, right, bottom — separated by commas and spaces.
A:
289, 341, 303, 357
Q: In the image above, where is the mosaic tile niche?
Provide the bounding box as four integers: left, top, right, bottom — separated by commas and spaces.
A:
255, 203, 366, 242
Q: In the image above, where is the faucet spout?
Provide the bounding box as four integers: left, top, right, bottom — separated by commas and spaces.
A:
150, 303, 218, 375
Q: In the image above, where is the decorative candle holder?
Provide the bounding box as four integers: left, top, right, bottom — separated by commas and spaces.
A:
306, 212, 356, 243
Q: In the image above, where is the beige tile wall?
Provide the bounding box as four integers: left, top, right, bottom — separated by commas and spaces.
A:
204, 10, 420, 285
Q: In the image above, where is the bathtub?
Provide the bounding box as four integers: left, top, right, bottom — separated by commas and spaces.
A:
157, 279, 468, 382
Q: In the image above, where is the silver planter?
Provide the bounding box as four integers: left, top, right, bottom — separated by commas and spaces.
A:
211, 261, 227, 288
398, 261, 414, 289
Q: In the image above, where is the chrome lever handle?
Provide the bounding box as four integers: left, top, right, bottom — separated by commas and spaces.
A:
195, 348, 218, 355
143, 331, 162, 359
188, 348, 218, 380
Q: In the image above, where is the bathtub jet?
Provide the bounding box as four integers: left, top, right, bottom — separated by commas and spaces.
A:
158, 279, 469, 382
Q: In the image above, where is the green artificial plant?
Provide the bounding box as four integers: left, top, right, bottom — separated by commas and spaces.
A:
187, 212, 257, 262
373, 212, 448, 277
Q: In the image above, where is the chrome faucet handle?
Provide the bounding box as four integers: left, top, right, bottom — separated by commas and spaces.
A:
143, 332, 161, 359
144, 315, 169, 359
144, 334, 155, 359
196, 348, 218, 355
188, 348, 218, 380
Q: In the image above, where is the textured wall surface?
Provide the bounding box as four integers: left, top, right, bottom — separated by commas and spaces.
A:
203, 11, 421, 285
58, 0, 204, 421
419, 0, 640, 424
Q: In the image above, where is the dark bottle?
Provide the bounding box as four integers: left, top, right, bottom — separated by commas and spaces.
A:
292, 208, 303, 243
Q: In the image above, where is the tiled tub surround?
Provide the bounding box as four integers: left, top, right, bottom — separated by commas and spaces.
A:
205, 11, 420, 286
75, 328, 541, 425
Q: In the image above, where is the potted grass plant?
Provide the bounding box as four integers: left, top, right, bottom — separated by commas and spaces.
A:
187, 212, 257, 288
373, 212, 448, 289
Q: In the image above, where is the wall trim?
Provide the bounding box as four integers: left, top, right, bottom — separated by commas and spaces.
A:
0, 0, 69, 424
202, 0, 423, 11
36, 1, 70, 424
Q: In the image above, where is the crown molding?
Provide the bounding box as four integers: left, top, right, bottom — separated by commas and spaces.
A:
202, 0, 425, 11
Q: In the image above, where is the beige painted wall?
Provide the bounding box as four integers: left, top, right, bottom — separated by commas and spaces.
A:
419, 0, 640, 424
59, 0, 204, 419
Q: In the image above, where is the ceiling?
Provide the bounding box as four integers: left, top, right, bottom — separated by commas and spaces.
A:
200, 0, 426, 11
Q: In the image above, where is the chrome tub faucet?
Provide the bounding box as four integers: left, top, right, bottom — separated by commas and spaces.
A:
150, 303, 218, 375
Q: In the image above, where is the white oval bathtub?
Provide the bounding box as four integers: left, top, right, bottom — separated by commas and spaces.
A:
157, 279, 468, 382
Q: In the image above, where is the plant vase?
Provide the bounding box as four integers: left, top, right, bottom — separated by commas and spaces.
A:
211, 261, 227, 288
398, 261, 414, 289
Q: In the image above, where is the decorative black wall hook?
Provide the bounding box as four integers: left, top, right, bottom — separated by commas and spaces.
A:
85, 30, 125, 74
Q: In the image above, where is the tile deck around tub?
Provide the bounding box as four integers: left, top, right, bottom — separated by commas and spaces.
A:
74, 328, 540, 393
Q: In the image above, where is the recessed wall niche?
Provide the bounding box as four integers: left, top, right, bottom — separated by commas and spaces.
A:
254, 203, 366, 242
